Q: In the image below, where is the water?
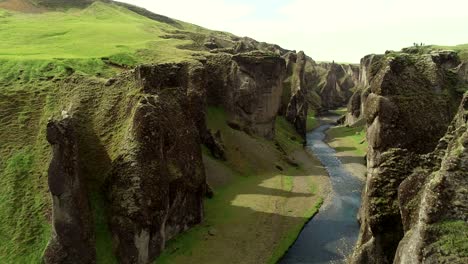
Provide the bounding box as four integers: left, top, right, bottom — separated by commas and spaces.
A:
279, 122, 364, 264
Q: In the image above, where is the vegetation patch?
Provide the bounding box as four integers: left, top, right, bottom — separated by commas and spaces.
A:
155, 107, 324, 263
428, 220, 468, 258
267, 198, 324, 264
306, 109, 317, 131
327, 125, 367, 156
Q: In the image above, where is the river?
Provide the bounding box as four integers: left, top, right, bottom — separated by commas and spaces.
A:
279, 118, 364, 264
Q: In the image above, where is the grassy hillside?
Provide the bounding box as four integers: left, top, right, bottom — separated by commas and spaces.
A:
0, 1, 234, 87
0, 1, 236, 262
432, 44, 468, 62
0, 1, 329, 263
402, 43, 468, 62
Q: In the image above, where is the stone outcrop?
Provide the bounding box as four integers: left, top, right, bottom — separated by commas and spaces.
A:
317, 62, 359, 110
282, 51, 309, 137
344, 54, 382, 125
206, 52, 286, 139
105, 64, 207, 264
394, 92, 468, 264
457, 62, 468, 84
43, 117, 95, 264
351, 50, 464, 264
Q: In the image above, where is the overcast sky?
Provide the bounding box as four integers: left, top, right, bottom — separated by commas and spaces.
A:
119, 0, 468, 63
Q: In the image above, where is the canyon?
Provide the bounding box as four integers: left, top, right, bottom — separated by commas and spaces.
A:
0, 1, 466, 264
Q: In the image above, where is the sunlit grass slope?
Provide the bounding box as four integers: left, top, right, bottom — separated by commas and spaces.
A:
0, 1, 234, 262
0, 1, 232, 86
156, 107, 326, 264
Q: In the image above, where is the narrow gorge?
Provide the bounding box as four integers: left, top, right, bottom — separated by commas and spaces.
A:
0, 1, 466, 264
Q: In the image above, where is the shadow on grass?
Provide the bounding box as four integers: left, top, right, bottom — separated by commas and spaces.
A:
334, 146, 357, 152
156, 153, 325, 264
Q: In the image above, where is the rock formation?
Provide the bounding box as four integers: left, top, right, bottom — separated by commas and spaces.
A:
344, 54, 382, 125
351, 50, 464, 264
205, 52, 286, 139
43, 117, 95, 264
317, 62, 359, 110
458, 62, 468, 84
106, 64, 207, 264
394, 92, 468, 264
281, 51, 309, 137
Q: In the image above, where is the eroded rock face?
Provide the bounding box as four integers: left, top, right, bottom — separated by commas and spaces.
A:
43, 117, 95, 264
318, 62, 358, 110
282, 51, 308, 137
106, 64, 206, 264
394, 93, 468, 264
344, 54, 383, 125
206, 52, 286, 139
457, 62, 468, 84
351, 51, 462, 264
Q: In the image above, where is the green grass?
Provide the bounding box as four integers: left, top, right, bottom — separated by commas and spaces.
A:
155, 172, 253, 264
306, 110, 317, 131
429, 220, 468, 257
327, 125, 368, 156
0, 1, 231, 86
154, 106, 324, 263
0, 147, 51, 263
431, 44, 468, 62
0, 3, 234, 260
330, 107, 347, 116
275, 116, 304, 153
0, 2, 183, 60
267, 198, 324, 264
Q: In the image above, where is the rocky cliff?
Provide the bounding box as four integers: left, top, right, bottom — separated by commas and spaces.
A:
394, 92, 468, 264
314, 62, 359, 111
205, 52, 286, 139
105, 64, 207, 264
36, 46, 317, 263
344, 54, 382, 125
350, 49, 466, 264
43, 117, 95, 264
281, 51, 309, 137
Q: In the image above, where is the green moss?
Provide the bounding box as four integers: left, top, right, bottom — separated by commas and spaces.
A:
429, 220, 468, 257
0, 147, 50, 263
306, 109, 317, 131
275, 116, 303, 153
91, 191, 118, 263
327, 125, 368, 156
205, 106, 228, 130
330, 107, 347, 116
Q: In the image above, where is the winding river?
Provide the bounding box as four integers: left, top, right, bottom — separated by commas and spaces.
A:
280, 118, 364, 264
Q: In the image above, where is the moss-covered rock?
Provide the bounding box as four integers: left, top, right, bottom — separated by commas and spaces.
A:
280, 51, 309, 137
43, 117, 95, 264
205, 52, 286, 139
106, 64, 207, 264
394, 92, 468, 264
351, 50, 464, 264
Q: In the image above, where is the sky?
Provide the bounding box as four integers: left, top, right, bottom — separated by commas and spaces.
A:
119, 0, 468, 63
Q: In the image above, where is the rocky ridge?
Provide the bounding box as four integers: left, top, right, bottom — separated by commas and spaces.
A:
349, 48, 467, 264
37, 43, 321, 263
